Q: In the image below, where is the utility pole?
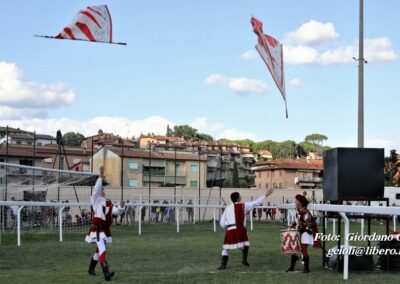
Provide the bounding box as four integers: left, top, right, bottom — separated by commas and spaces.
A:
357, 0, 365, 148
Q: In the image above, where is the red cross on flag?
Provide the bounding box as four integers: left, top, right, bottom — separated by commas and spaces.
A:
251, 16, 287, 118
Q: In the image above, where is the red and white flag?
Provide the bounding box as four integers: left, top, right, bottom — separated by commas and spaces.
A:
251, 17, 287, 118
36, 5, 126, 45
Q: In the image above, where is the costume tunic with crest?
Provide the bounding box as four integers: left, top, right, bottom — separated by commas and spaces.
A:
292, 208, 315, 245
220, 196, 266, 249
85, 177, 124, 244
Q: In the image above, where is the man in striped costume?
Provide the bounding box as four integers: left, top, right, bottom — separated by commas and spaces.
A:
85, 166, 124, 281
218, 188, 274, 269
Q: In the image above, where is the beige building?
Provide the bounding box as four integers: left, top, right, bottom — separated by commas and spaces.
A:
252, 159, 323, 190
91, 147, 207, 189
257, 150, 273, 160
138, 135, 184, 149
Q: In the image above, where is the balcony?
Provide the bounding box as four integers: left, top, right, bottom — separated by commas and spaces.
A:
207, 160, 218, 168
142, 174, 186, 185
294, 176, 323, 184
142, 159, 165, 167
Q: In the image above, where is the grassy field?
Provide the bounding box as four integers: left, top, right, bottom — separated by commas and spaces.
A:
0, 222, 398, 283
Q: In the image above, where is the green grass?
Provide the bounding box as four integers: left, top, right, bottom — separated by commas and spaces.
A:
0, 222, 398, 283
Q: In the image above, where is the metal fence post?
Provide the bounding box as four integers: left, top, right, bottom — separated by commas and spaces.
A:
59, 207, 64, 242
17, 206, 24, 246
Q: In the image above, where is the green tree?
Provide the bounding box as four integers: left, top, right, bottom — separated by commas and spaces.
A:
62, 132, 85, 146
98, 129, 103, 135
385, 150, 400, 186
304, 133, 328, 146
170, 125, 214, 141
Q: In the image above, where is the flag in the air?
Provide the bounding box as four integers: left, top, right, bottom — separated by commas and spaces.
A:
251, 16, 287, 118
36, 5, 126, 45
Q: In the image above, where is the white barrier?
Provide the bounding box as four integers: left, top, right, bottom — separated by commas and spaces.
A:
0, 201, 285, 245
277, 203, 400, 280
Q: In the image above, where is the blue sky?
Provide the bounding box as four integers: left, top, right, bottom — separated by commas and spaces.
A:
0, 0, 399, 151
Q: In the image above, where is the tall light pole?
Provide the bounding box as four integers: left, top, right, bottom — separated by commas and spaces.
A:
357, 0, 365, 148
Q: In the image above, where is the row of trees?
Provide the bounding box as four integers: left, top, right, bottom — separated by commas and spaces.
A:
385, 150, 400, 186
219, 133, 330, 159
166, 124, 214, 141
61, 125, 330, 160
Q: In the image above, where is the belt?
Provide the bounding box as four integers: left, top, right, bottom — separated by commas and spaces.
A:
227, 224, 237, 228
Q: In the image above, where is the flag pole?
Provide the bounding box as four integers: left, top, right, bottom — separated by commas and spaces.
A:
357, 0, 364, 148
34, 35, 127, 46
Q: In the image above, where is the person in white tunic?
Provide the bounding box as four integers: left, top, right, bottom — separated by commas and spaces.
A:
85, 165, 124, 281
218, 188, 274, 269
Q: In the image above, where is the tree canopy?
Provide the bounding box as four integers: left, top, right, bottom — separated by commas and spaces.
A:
168, 125, 214, 141
62, 132, 85, 146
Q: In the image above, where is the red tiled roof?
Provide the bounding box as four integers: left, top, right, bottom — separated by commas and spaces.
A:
109, 148, 207, 161
0, 144, 93, 158
140, 135, 184, 141
252, 158, 323, 171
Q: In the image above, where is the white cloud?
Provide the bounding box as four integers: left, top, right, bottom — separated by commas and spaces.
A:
191, 117, 209, 130
241, 50, 257, 60
0, 106, 47, 120
284, 37, 397, 65
284, 20, 339, 46
204, 74, 225, 85
209, 122, 225, 132
205, 74, 268, 95
280, 20, 397, 65
218, 128, 256, 140
364, 37, 398, 63
284, 45, 319, 64
318, 46, 355, 65
0, 61, 75, 109
289, 78, 303, 86
0, 61, 75, 119
0, 115, 173, 138
190, 117, 255, 140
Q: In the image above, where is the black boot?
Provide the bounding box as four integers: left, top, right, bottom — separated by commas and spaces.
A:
88, 258, 98, 276
242, 246, 250, 266
303, 256, 310, 273
101, 262, 115, 281
286, 255, 299, 272
217, 255, 229, 270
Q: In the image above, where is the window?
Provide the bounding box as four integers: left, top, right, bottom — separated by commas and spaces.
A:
175, 164, 180, 175
273, 183, 277, 189
129, 161, 139, 170
267, 171, 269, 177
396, 194, 400, 200
190, 181, 198, 188
266, 183, 269, 189
190, 165, 199, 173
258, 172, 261, 178
271, 171, 274, 177
19, 159, 33, 166
128, 179, 138, 187
279, 170, 282, 177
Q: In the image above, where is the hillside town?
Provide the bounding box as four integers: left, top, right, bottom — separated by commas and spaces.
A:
0, 126, 327, 190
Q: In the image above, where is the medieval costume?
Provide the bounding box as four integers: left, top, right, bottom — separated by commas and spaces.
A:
218, 192, 270, 269
286, 194, 320, 273
85, 176, 124, 281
